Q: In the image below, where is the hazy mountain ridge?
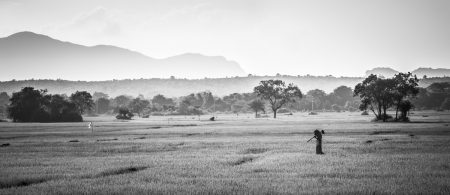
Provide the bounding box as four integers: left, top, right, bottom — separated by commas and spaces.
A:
1, 76, 449, 98
0, 31, 246, 80
366, 67, 450, 78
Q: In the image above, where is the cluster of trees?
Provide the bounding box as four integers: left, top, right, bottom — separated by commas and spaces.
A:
1, 75, 448, 123
354, 72, 419, 122
6, 87, 93, 122
0, 84, 365, 121
412, 82, 450, 111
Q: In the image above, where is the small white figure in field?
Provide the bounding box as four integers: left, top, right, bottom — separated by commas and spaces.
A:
88, 122, 94, 133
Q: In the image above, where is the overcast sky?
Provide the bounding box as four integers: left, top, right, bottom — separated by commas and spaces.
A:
1, 0, 450, 77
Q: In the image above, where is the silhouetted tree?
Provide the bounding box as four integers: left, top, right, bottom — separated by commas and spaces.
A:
354, 74, 397, 121
398, 100, 413, 121
248, 99, 265, 117
254, 80, 302, 118
70, 91, 94, 115
7, 87, 50, 122
392, 72, 419, 120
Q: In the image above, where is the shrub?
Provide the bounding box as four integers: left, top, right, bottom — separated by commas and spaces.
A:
116, 108, 134, 120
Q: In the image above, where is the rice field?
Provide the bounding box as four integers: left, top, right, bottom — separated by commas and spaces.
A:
0, 111, 449, 194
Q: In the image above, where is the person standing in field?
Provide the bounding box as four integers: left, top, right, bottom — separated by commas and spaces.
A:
309, 129, 325, 154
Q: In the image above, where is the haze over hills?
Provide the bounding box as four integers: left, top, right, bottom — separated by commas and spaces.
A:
1, 31, 450, 97
0, 31, 246, 80
1, 76, 449, 98
366, 67, 450, 78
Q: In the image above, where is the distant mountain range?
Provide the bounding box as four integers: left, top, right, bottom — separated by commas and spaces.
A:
366, 67, 450, 78
1, 31, 450, 97
0, 31, 246, 80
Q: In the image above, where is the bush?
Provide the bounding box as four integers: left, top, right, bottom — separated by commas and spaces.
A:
361, 110, 369, 115
116, 108, 134, 120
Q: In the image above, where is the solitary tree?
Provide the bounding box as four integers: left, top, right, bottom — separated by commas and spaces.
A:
70, 91, 94, 115
254, 80, 302, 118
354, 74, 397, 122
392, 72, 419, 120
248, 99, 265, 118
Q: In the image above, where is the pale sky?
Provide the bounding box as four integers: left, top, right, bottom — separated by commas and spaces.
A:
1, 0, 450, 77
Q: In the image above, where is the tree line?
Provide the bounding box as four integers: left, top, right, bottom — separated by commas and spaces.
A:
0, 72, 449, 122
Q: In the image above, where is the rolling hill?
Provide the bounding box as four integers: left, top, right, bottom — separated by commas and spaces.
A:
0, 31, 246, 81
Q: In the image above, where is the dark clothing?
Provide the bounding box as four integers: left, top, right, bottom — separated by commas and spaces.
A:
314, 130, 324, 154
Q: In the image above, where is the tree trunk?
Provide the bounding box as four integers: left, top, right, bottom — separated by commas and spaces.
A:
378, 105, 382, 120
273, 109, 277, 118
255, 111, 258, 118
383, 106, 387, 122
395, 105, 399, 120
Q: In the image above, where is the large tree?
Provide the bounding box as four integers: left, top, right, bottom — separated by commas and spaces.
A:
307, 89, 327, 110
70, 91, 94, 115
248, 99, 265, 118
330, 86, 354, 106
354, 74, 397, 122
7, 87, 50, 122
254, 80, 302, 118
392, 72, 419, 120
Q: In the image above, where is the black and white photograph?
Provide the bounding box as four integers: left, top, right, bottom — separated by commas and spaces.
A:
0, 0, 449, 194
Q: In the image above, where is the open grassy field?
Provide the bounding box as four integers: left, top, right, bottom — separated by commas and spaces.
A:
0, 111, 449, 194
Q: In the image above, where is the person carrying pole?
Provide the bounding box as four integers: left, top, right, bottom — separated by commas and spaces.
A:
307, 129, 325, 154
